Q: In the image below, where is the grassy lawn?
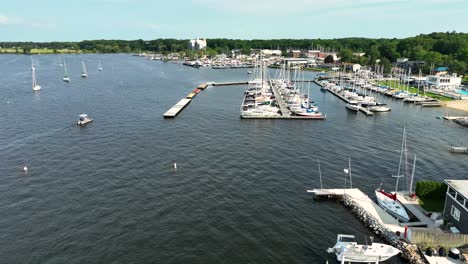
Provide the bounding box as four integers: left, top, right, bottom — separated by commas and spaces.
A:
376, 80, 453, 101
418, 197, 445, 212
304, 67, 329, 72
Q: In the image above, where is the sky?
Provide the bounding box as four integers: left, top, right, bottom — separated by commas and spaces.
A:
0, 0, 467, 41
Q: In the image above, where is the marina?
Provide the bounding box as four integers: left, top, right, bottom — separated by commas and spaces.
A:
1, 54, 467, 264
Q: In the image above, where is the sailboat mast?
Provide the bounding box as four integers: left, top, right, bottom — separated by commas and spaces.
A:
318, 158, 323, 189
349, 157, 352, 188
395, 126, 406, 193
409, 154, 417, 196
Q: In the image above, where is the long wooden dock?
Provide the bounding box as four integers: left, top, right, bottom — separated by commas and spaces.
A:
163, 83, 208, 118
326, 87, 374, 116
212, 81, 248, 86
163, 98, 192, 118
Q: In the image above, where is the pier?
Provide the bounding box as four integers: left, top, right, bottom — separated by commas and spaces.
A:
325, 85, 374, 116
269, 81, 291, 117
307, 188, 403, 233
212, 81, 248, 86
163, 98, 192, 118
163, 83, 209, 118
308, 188, 428, 264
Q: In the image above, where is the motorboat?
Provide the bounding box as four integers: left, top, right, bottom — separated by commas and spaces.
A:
346, 101, 360, 112
76, 114, 93, 126
327, 234, 400, 263
369, 103, 391, 112
375, 187, 410, 222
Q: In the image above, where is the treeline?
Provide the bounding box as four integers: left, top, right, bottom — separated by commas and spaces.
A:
1, 32, 466, 74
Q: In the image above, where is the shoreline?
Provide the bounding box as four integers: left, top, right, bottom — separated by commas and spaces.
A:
444, 100, 468, 112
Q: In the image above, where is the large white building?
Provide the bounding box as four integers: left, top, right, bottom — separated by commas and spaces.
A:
188, 38, 207, 51
426, 74, 461, 90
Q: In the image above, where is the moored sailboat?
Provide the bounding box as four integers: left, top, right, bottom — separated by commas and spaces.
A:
31, 67, 41, 92
63, 60, 71, 82
375, 126, 411, 222
81, 60, 88, 78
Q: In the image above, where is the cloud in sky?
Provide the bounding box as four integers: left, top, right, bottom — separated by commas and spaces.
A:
0, 15, 23, 25
193, 0, 402, 15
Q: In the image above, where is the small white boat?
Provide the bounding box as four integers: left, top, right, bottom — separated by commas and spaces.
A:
98, 59, 103, 71
327, 234, 400, 263
369, 104, 391, 112
247, 70, 252, 74
76, 114, 93, 125
346, 101, 360, 112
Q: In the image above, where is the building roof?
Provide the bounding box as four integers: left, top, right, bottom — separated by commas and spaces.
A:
435, 66, 448, 71
445, 180, 468, 199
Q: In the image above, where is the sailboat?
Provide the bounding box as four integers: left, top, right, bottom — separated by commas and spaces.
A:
30, 56, 35, 71
375, 126, 411, 222
81, 60, 88, 78
58, 56, 63, 67
31, 62, 41, 92
63, 60, 71, 82
98, 59, 103, 71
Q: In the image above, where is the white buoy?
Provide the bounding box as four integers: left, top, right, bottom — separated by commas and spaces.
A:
23, 166, 28, 173
173, 162, 177, 170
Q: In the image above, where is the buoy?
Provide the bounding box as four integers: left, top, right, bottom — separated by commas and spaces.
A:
173, 162, 177, 170
23, 166, 28, 173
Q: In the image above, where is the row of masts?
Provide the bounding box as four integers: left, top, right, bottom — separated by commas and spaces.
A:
30, 56, 103, 92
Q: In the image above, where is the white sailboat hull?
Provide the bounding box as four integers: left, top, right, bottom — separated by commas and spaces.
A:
32, 85, 41, 92
375, 190, 410, 222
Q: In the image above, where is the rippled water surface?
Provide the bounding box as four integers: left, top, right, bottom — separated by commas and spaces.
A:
1, 54, 467, 263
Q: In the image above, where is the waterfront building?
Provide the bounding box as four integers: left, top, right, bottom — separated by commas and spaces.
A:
443, 180, 468, 234
187, 38, 207, 51
426, 74, 462, 90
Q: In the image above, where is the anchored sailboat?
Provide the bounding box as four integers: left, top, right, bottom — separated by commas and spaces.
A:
98, 59, 102, 71
63, 60, 71, 82
31, 59, 41, 92
81, 60, 88, 78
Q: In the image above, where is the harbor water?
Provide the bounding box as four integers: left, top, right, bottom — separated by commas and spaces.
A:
0, 54, 467, 263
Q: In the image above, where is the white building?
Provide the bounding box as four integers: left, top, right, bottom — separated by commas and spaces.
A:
188, 38, 207, 51
426, 74, 461, 90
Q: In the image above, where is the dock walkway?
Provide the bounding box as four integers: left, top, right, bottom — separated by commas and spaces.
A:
326, 87, 374, 116
270, 82, 290, 117
397, 195, 439, 230
308, 188, 404, 233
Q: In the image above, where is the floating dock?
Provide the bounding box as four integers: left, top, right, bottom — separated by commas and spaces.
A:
212, 81, 248, 86
163, 83, 210, 118
163, 98, 192, 118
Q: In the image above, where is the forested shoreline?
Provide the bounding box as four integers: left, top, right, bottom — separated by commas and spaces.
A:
1, 32, 466, 74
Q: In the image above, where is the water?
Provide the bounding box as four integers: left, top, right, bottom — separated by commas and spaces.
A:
1, 54, 467, 263
456, 89, 468, 95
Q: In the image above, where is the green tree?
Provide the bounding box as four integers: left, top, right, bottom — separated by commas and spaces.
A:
324, 55, 334, 64
22, 45, 32, 54
339, 48, 353, 63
